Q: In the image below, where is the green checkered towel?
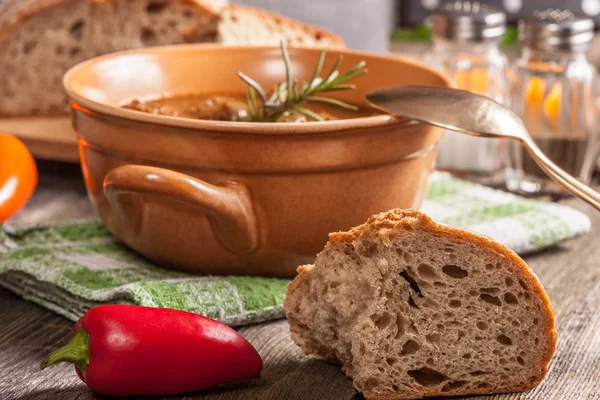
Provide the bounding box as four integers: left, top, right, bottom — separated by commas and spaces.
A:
0, 172, 591, 326
423, 173, 591, 254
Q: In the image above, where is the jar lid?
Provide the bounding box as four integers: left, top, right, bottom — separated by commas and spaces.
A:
432, 1, 506, 42
519, 9, 594, 52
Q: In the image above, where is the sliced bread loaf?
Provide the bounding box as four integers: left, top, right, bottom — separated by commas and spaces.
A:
0, 0, 343, 117
285, 209, 557, 400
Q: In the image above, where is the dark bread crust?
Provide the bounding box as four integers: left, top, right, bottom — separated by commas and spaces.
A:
285, 209, 557, 400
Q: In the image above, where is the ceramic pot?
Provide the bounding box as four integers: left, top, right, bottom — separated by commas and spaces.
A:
64, 45, 450, 277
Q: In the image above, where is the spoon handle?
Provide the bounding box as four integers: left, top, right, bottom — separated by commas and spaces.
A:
522, 138, 600, 211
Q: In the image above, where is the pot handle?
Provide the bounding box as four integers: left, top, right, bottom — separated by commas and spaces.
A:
103, 165, 259, 254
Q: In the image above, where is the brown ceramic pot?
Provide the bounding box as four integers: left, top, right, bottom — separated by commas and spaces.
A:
63, 45, 450, 277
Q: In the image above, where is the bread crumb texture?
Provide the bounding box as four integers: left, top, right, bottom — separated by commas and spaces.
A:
285, 209, 557, 400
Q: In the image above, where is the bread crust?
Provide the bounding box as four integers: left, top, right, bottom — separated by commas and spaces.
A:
220, 3, 345, 48
285, 209, 557, 400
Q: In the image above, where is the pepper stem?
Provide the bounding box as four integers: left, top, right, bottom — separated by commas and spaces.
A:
40, 326, 90, 374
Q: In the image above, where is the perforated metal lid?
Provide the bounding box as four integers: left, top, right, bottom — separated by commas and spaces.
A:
432, 1, 506, 42
519, 9, 594, 52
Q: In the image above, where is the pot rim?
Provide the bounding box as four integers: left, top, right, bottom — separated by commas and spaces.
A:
64, 44, 451, 135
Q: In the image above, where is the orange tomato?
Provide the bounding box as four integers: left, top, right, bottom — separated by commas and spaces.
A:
0, 134, 38, 223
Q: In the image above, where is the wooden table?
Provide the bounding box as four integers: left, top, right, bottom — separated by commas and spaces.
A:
1, 161, 599, 400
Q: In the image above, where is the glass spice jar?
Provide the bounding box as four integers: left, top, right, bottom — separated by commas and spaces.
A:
506, 9, 598, 196
424, 1, 509, 181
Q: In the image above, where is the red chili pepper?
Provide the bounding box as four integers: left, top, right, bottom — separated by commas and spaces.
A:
41, 305, 262, 396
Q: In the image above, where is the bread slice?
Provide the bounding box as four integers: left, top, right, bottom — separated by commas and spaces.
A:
0, 0, 344, 118
0, 0, 223, 117
285, 209, 557, 400
218, 4, 344, 48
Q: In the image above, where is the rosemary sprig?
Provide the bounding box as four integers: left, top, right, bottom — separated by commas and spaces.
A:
237, 42, 368, 122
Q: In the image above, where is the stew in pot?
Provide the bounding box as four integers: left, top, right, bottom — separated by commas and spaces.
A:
123, 43, 374, 123
122, 94, 380, 122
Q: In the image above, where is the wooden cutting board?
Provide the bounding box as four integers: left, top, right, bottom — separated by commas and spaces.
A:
0, 116, 79, 162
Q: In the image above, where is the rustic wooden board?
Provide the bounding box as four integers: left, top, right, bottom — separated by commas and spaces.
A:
0, 117, 79, 163
1, 161, 599, 399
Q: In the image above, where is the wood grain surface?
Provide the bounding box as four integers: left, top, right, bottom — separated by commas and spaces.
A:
0, 117, 78, 162
1, 161, 599, 400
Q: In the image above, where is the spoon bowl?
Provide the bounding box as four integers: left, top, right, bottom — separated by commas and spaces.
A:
367, 85, 600, 211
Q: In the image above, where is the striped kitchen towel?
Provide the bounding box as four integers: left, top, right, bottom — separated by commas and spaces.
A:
0, 172, 590, 325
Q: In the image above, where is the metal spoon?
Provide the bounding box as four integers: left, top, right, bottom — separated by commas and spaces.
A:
366, 85, 600, 211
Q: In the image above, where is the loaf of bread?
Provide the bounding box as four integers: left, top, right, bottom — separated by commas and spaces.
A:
0, 0, 343, 117
285, 209, 557, 400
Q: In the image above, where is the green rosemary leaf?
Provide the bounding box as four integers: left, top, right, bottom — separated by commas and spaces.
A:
237, 71, 268, 105
320, 84, 355, 92
277, 83, 288, 103
264, 102, 286, 114
245, 90, 255, 117
306, 96, 358, 110
310, 50, 326, 84
270, 110, 287, 122
267, 83, 281, 103
309, 77, 323, 91
238, 42, 367, 122
292, 106, 324, 121
280, 41, 293, 104
293, 80, 300, 102
334, 63, 367, 82
332, 69, 368, 85
323, 70, 340, 87
275, 84, 283, 102
346, 60, 366, 74
249, 87, 258, 116
320, 56, 343, 89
